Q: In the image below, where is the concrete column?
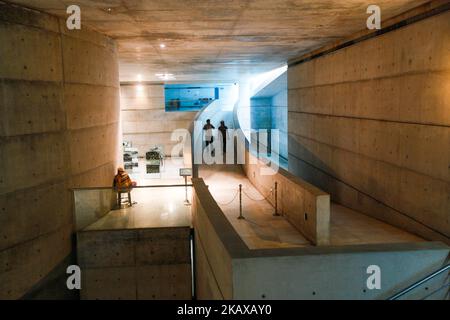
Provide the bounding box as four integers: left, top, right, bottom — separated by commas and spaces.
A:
0, 3, 121, 299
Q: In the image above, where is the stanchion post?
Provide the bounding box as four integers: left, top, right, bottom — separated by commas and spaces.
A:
184, 175, 191, 206
238, 184, 245, 220
273, 181, 280, 216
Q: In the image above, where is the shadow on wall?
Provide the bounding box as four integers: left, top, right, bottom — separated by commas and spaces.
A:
288, 136, 450, 244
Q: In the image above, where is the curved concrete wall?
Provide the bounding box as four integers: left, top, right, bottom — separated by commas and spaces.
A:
288, 10, 449, 244
0, 3, 120, 298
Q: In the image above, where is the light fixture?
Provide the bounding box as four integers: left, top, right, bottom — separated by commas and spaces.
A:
155, 73, 175, 81
159, 43, 166, 49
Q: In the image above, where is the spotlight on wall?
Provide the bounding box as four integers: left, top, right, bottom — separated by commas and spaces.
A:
137, 74, 142, 82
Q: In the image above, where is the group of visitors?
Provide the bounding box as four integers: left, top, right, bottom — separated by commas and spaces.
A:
202, 119, 229, 153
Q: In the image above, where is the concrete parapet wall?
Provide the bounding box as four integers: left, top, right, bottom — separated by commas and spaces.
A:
77, 227, 192, 300
73, 188, 116, 231
243, 150, 330, 245
192, 179, 238, 299
0, 2, 120, 298
191, 178, 449, 300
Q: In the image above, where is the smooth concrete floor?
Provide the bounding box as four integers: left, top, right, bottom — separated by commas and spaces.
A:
199, 164, 423, 249
200, 165, 310, 249
83, 161, 423, 247
84, 186, 192, 231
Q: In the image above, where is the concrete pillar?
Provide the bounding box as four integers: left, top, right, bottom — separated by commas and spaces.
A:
0, 2, 121, 299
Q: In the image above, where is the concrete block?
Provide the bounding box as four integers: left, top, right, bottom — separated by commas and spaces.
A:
399, 124, 449, 181
81, 267, 136, 300
136, 264, 191, 300
62, 35, 119, 87
0, 133, 69, 194
0, 22, 62, 82
0, 80, 64, 137
0, 2, 59, 32
135, 228, 191, 265
65, 84, 120, 130
68, 123, 119, 176
0, 180, 71, 251
70, 161, 117, 188
77, 230, 137, 268
0, 224, 72, 299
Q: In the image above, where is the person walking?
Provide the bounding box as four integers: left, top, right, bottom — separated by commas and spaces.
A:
218, 120, 229, 153
203, 119, 215, 147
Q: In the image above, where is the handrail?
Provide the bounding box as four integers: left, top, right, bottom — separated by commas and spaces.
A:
387, 264, 450, 300
71, 184, 192, 191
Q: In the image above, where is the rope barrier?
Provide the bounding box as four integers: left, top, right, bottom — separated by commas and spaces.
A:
215, 189, 239, 206
213, 182, 280, 220
242, 188, 272, 202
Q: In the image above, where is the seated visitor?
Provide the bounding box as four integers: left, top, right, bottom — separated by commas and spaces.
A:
113, 167, 135, 207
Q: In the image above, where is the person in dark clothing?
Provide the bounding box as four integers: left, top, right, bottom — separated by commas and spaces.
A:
203, 119, 215, 147
218, 120, 229, 153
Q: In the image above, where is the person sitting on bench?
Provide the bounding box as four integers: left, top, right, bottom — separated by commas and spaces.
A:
113, 167, 134, 207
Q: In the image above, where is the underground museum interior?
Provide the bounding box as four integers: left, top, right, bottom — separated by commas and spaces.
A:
0, 0, 449, 302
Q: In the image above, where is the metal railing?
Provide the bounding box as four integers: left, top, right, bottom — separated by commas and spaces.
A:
387, 264, 450, 300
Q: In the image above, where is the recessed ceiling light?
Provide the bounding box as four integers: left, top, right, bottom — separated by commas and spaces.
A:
155, 73, 175, 80
159, 43, 166, 49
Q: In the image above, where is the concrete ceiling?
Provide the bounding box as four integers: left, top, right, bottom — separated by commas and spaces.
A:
8, 0, 429, 82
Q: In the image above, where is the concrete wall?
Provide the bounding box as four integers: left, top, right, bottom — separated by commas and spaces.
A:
121, 84, 197, 157
0, 3, 120, 299
250, 74, 288, 162
73, 188, 116, 231
243, 150, 331, 245
77, 227, 191, 300
192, 179, 236, 299
192, 178, 449, 300
288, 11, 450, 244
271, 90, 288, 160
232, 244, 449, 300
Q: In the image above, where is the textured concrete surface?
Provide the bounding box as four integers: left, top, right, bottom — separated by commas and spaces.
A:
243, 151, 331, 245
75, 184, 192, 300
73, 188, 116, 231
192, 177, 449, 300
200, 165, 311, 249
0, 3, 120, 299
121, 84, 196, 157
77, 227, 192, 300
288, 10, 450, 244
7, 0, 431, 81
201, 164, 423, 248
